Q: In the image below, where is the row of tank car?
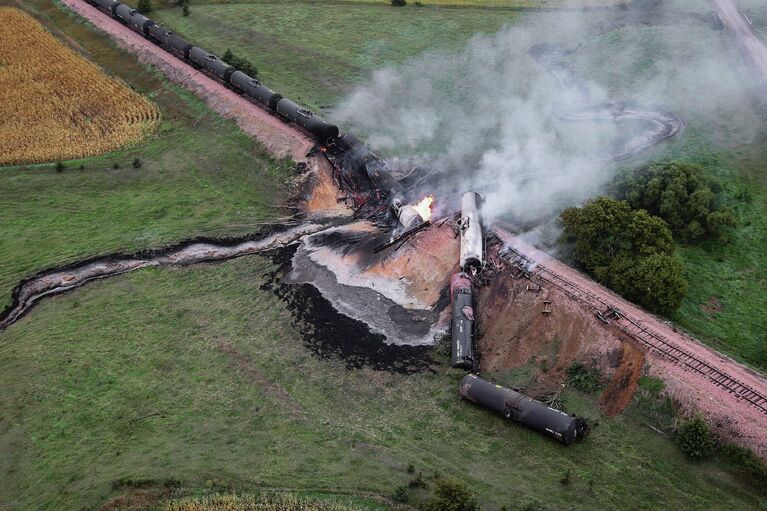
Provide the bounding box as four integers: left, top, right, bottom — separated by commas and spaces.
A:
86, 0, 339, 143
452, 193, 587, 445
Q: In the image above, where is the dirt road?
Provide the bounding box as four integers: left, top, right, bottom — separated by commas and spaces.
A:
713, 0, 767, 89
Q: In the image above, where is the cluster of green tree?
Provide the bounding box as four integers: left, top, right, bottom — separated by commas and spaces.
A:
613, 160, 737, 244
560, 196, 687, 314
222, 48, 258, 78
137, 0, 151, 14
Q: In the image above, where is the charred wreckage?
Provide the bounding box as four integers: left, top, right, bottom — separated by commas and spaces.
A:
84, 0, 587, 445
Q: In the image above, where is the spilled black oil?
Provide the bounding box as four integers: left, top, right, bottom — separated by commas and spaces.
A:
261, 245, 436, 375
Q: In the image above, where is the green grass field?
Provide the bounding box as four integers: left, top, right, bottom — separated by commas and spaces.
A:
2, 257, 765, 510
0, 0, 294, 311
1, 1, 766, 510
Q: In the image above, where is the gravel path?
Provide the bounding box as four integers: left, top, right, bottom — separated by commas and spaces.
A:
61, 0, 314, 161
713, 0, 767, 92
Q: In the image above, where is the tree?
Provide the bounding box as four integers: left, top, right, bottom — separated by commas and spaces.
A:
610, 253, 688, 314
614, 160, 736, 243
421, 479, 478, 511
561, 196, 687, 314
137, 0, 152, 14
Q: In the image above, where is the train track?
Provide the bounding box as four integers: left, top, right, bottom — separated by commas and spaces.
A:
500, 247, 767, 416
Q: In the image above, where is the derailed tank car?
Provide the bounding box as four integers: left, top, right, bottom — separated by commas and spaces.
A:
459, 374, 587, 445
459, 191, 483, 272
450, 273, 475, 369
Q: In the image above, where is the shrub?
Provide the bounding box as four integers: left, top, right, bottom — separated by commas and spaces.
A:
566, 362, 603, 393
392, 0, 407, 5
421, 479, 479, 511
637, 376, 665, 397
222, 48, 258, 77
132, 157, 142, 168
55, 161, 64, 173
113, 162, 120, 169
182, 4, 190, 16
676, 413, 716, 460
137, 0, 151, 14
408, 470, 428, 489
392, 485, 409, 503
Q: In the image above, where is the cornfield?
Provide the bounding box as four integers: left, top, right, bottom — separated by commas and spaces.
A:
161, 492, 368, 511
0, 8, 160, 166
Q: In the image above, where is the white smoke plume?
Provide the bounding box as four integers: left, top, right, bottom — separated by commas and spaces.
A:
333, 5, 763, 233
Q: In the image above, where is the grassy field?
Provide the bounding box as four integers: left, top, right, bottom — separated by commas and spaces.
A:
149, 2, 522, 112
0, 0, 294, 311
2, 256, 765, 510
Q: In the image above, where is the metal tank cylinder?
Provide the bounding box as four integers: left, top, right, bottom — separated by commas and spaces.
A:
459, 192, 483, 271
450, 273, 475, 369
459, 374, 587, 445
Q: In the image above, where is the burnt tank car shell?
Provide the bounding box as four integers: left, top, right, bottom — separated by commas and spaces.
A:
460, 191, 483, 271
450, 273, 475, 369
189, 47, 235, 81
459, 374, 587, 445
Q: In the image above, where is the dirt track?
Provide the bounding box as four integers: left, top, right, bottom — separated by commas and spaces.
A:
713, 0, 767, 90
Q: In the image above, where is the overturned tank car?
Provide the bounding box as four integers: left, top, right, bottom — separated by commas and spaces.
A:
459, 374, 588, 445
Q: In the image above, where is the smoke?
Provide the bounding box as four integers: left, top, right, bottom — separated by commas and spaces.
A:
334, 5, 763, 234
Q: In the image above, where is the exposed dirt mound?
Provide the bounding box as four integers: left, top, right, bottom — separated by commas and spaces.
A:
599, 340, 645, 416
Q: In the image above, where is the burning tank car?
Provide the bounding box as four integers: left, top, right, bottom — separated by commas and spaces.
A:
86, 0, 339, 143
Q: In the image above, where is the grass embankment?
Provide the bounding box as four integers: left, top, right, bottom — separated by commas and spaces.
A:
2, 258, 766, 510
574, 22, 767, 370
0, 0, 294, 311
148, 2, 521, 112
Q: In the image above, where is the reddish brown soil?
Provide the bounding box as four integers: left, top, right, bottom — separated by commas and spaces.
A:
600, 340, 645, 416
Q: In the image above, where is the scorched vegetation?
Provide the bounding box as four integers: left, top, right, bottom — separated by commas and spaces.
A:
0, 8, 159, 165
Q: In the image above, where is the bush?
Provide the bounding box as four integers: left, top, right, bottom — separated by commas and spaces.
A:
421, 479, 478, 511
55, 161, 64, 173
614, 160, 737, 243
132, 157, 142, 168
408, 470, 428, 489
222, 48, 258, 77
676, 413, 716, 460
566, 362, 603, 393
137, 0, 151, 14
112, 162, 120, 169
392, 485, 409, 503
182, 4, 190, 16
392, 0, 407, 5
560, 196, 687, 313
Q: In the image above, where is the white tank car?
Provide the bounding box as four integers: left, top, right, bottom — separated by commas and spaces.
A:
459, 192, 483, 271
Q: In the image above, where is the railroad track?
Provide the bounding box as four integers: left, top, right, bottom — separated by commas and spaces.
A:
500, 247, 767, 416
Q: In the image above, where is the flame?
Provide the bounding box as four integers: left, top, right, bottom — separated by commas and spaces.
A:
412, 195, 434, 222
